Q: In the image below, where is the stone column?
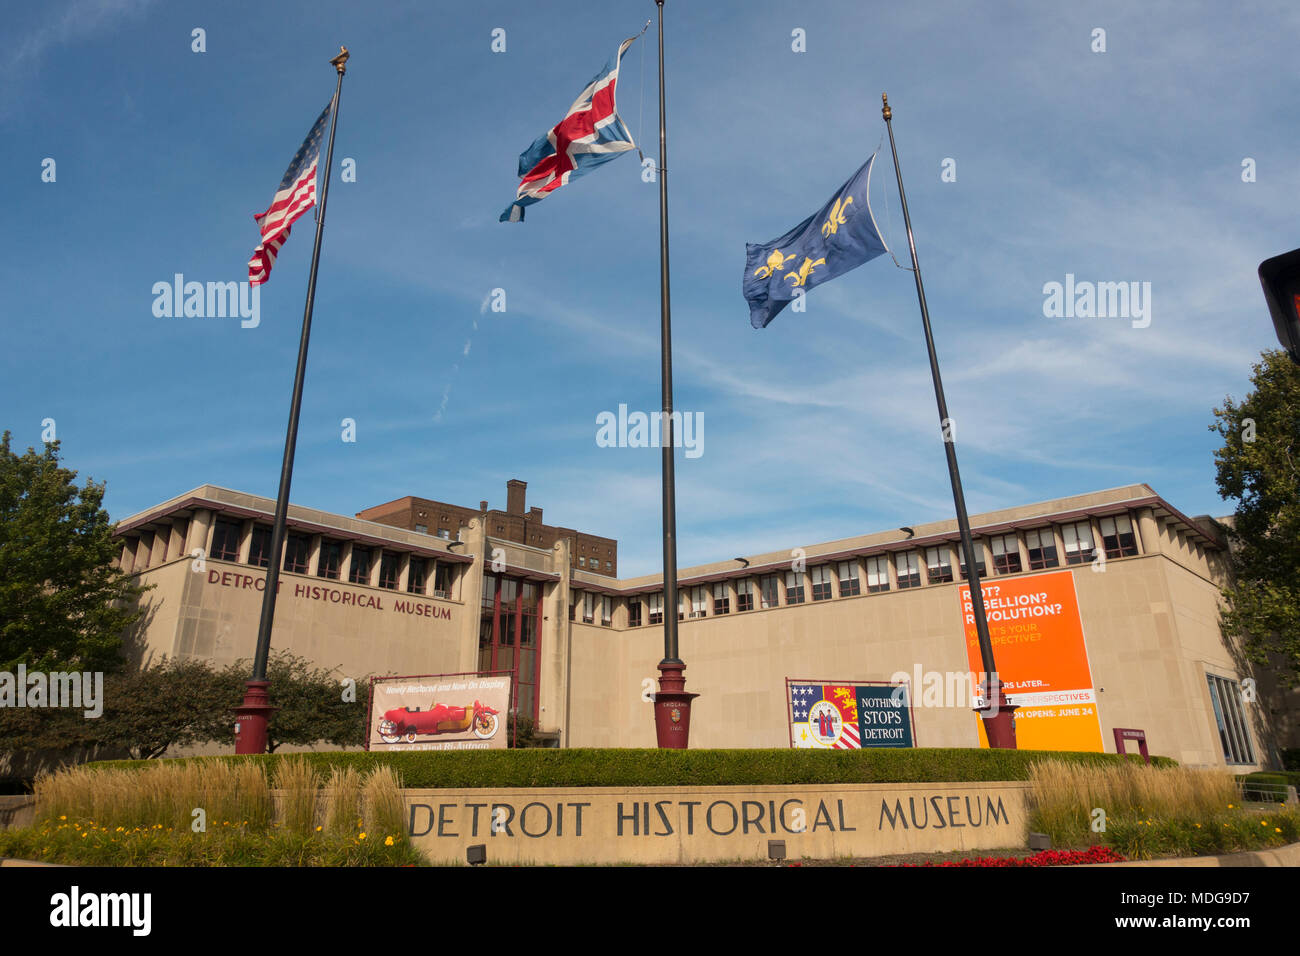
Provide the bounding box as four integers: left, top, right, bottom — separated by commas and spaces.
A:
186, 509, 213, 559
237, 519, 254, 564
307, 534, 323, 576
539, 536, 571, 739
457, 518, 488, 674
149, 527, 169, 566
168, 521, 187, 563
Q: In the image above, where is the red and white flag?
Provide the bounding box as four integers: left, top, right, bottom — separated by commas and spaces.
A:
248, 101, 333, 285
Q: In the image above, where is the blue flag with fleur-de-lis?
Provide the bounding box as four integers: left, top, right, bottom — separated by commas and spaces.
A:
744, 152, 889, 329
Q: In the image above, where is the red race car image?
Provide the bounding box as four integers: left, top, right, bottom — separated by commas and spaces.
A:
376, 699, 500, 744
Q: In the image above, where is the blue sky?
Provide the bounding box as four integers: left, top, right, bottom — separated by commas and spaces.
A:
2, 0, 1296, 576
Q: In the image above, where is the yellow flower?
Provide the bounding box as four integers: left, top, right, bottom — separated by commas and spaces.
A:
358, 832, 366, 841
1227, 804, 1234, 809
385, 836, 394, 846
1276, 828, 1283, 833
59, 815, 66, 821
1194, 824, 1202, 829
1261, 821, 1268, 826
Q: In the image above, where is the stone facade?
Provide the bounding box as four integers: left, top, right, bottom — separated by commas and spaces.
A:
112, 482, 1297, 770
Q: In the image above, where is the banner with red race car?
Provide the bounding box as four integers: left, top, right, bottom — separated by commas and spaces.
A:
367, 673, 511, 751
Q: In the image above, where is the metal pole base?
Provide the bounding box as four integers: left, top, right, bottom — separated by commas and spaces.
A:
975, 685, 1018, 750
233, 680, 278, 755
653, 661, 698, 749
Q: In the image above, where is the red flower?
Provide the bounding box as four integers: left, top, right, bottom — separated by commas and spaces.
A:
889, 846, 1125, 868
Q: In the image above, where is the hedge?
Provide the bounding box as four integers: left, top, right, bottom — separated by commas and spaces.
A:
84, 747, 1175, 789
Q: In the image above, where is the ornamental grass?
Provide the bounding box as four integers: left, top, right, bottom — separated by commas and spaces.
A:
1027, 758, 1300, 858
9, 758, 416, 866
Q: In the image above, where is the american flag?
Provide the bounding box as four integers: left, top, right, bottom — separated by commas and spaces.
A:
790, 682, 861, 749
248, 101, 333, 285
499, 34, 639, 222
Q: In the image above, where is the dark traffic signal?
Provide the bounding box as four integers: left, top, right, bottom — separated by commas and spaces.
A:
1258, 247, 1300, 364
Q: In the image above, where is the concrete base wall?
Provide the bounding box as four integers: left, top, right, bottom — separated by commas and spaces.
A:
405, 781, 1031, 865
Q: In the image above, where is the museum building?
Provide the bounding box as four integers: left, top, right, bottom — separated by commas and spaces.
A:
111, 481, 1293, 769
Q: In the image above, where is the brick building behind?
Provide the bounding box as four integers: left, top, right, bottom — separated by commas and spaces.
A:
356, 479, 618, 576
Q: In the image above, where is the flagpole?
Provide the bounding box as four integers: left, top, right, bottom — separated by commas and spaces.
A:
880, 92, 1016, 749
650, 0, 698, 748
234, 46, 350, 755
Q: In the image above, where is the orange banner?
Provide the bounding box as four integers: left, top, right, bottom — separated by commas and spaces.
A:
959, 569, 1103, 752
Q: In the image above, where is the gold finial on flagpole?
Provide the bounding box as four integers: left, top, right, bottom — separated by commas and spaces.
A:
330, 46, 350, 75
881, 92, 891, 121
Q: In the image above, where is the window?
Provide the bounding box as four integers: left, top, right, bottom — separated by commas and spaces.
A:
837, 561, 861, 597
1206, 674, 1255, 765
317, 539, 342, 579
713, 581, 730, 614
478, 574, 542, 722
865, 556, 890, 593
989, 534, 1021, 575
248, 525, 273, 568
408, 557, 428, 593
1025, 528, 1059, 570
283, 533, 310, 574
1061, 521, 1095, 565
811, 566, 833, 601
415, 523, 427, 534
1099, 514, 1138, 558
349, 546, 372, 584
521, 581, 539, 650
569, 596, 576, 621
785, 571, 806, 605
601, 595, 613, 627
736, 578, 754, 612
628, 598, 642, 627
895, 552, 922, 589
649, 592, 664, 625
689, 585, 708, 618
606, 561, 612, 571
760, 574, 781, 609
957, 542, 986, 579
210, 519, 242, 562
578, 556, 586, 568
378, 552, 401, 590
583, 591, 596, 624
433, 562, 453, 598
925, 546, 953, 584
437, 528, 450, 539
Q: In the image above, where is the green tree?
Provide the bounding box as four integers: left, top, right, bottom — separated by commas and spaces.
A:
1210, 349, 1300, 688
216, 652, 369, 752
2, 653, 367, 760
92, 657, 233, 759
0, 432, 149, 673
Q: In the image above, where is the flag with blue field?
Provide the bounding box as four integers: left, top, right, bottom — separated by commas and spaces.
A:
744, 152, 890, 329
